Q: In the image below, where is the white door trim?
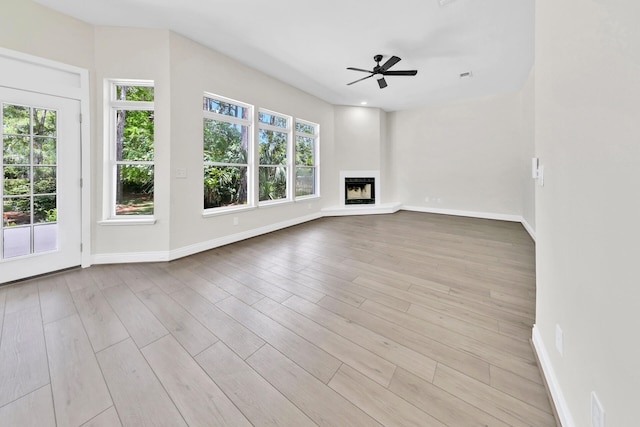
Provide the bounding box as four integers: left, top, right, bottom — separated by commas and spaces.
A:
0, 47, 91, 268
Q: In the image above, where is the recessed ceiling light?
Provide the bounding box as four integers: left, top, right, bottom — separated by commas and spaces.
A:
360, 101, 368, 105
438, 0, 457, 6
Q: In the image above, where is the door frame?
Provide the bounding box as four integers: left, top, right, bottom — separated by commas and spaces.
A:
0, 47, 91, 269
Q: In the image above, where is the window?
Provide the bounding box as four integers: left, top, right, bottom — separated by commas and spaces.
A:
295, 119, 319, 198
258, 110, 291, 203
2, 103, 58, 257
203, 94, 252, 210
106, 80, 155, 217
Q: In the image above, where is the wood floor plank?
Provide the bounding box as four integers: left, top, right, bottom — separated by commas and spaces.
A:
196, 341, 316, 427
167, 268, 230, 304
253, 297, 397, 387
136, 286, 218, 356
102, 284, 168, 348
3, 282, 39, 314
284, 295, 438, 383
329, 364, 446, 427
142, 335, 251, 427
96, 339, 187, 427
297, 265, 412, 312
38, 275, 77, 324
170, 287, 264, 359
433, 364, 556, 427
317, 295, 491, 385
407, 303, 534, 361
86, 265, 125, 291
361, 299, 544, 385
355, 275, 501, 331
44, 314, 112, 426
205, 256, 297, 302
81, 407, 122, 427
267, 264, 366, 307
189, 263, 265, 305
247, 344, 383, 427
139, 264, 185, 294
64, 269, 98, 292
0, 385, 55, 427
213, 251, 326, 303
72, 285, 130, 352
490, 364, 554, 414
216, 296, 341, 383
389, 367, 510, 427
0, 306, 49, 407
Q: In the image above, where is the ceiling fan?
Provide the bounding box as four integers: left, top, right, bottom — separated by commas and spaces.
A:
347, 54, 418, 89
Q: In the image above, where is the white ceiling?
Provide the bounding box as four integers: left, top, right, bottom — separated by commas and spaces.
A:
34, 0, 534, 111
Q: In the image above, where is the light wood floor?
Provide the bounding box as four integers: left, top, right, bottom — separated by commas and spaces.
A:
0, 211, 556, 427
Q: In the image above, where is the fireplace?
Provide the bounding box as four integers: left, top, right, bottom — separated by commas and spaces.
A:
345, 177, 375, 205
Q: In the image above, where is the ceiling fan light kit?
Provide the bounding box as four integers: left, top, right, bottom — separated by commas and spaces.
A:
346, 54, 418, 89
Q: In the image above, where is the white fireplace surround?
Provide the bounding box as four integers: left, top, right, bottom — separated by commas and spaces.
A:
320, 170, 400, 216
340, 170, 380, 207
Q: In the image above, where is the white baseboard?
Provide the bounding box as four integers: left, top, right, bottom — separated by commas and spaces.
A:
321, 203, 402, 217
168, 212, 322, 260
91, 208, 536, 264
401, 205, 523, 223
402, 205, 537, 241
532, 325, 575, 427
92, 212, 322, 264
92, 251, 170, 265
521, 217, 536, 241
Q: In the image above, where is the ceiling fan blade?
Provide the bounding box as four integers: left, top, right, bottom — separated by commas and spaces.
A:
377, 77, 388, 89
379, 56, 401, 72
347, 74, 374, 86
347, 67, 373, 73
382, 70, 418, 76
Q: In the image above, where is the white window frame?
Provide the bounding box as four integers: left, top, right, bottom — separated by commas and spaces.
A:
294, 119, 320, 200
203, 93, 254, 215
258, 108, 292, 206
102, 79, 155, 224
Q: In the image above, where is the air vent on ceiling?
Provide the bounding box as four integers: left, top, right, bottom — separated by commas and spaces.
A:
460, 71, 473, 79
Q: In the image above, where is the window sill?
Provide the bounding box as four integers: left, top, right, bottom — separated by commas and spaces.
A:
202, 205, 256, 218
258, 199, 293, 209
295, 194, 321, 202
98, 217, 156, 226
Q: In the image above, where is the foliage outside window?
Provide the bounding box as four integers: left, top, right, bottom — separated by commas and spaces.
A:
203, 95, 252, 210
258, 110, 291, 203
2, 103, 58, 257
295, 120, 319, 198
107, 81, 155, 217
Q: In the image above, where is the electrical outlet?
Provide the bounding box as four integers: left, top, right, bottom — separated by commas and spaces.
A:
555, 324, 563, 356
591, 392, 605, 427
175, 168, 187, 178
233, 217, 239, 226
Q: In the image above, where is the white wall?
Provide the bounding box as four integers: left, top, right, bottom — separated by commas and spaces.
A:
332, 106, 396, 204
0, 0, 93, 70
92, 27, 172, 256
520, 70, 536, 234
168, 33, 334, 252
388, 93, 525, 217
535, 0, 640, 425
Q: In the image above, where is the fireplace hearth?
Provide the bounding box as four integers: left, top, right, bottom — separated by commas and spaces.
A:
345, 177, 375, 205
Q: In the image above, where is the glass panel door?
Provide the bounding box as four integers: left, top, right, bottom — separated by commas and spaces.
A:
2, 104, 58, 258
0, 88, 81, 284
